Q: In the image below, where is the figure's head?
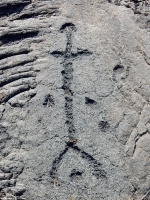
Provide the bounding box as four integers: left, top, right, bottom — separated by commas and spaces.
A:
60, 22, 76, 33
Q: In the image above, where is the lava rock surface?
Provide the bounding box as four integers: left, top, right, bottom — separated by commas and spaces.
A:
0, 0, 150, 199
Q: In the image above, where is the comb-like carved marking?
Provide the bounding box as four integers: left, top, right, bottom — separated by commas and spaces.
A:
0, 49, 37, 106
0, 23, 38, 108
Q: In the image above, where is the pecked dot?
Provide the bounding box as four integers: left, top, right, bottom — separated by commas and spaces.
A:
113, 64, 124, 74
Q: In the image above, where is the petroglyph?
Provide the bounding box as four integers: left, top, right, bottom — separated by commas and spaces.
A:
50, 23, 106, 182
0, 0, 150, 199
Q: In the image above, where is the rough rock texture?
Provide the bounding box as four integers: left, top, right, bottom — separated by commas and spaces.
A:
0, 0, 150, 200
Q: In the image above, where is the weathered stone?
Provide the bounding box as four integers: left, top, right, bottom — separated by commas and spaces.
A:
9, 183, 26, 195
0, 0, 150, 199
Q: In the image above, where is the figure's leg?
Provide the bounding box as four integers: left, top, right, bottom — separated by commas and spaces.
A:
72, 145, 107, 178
50, 146, 69, 179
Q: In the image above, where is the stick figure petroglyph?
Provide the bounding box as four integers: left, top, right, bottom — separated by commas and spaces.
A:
50, 23, 106, 181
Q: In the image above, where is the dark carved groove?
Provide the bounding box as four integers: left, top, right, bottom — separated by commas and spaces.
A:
0, 84, 35, 103
43, 94, 54, 107
70, 169, 83, 178
0, 49, 31, 60
0, 30, 39, 45
60, 23, 77, 32
0, 57, 36, 71
0, 1, 31, 17
50, 147, 69, 178
15, 9, 59, 20
113, 64, 124, 74
0, 72, 36, 87
85, 97, 97, 105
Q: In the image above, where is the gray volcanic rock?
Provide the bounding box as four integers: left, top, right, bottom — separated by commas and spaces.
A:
0, 0, 150, 200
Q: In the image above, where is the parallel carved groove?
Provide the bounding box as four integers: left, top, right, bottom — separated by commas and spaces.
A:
0, 0, 31, 17
0, 72, 36, 87
1, 84, 32, 103
0, 54, 37, 70
0, 48, 31, 60
15, 8, 60, 20
0, 30, 39, 45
